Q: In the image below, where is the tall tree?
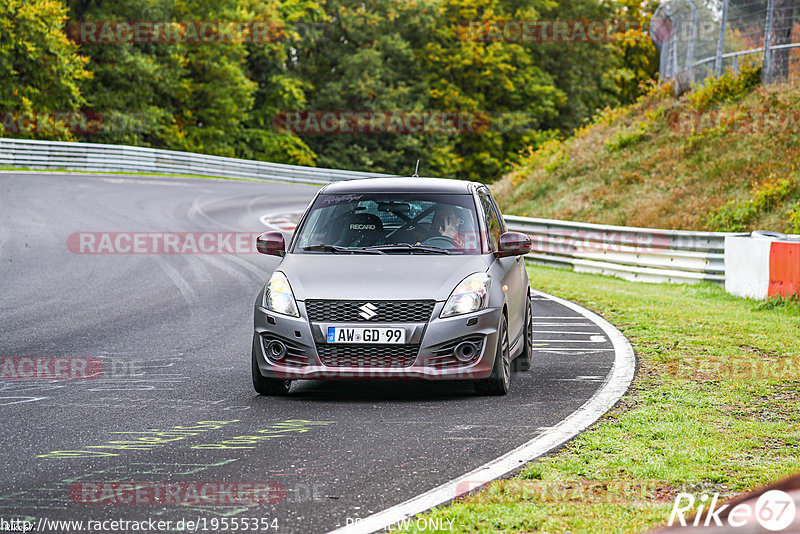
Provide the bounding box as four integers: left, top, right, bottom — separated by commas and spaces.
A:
291, 0, 567, 180
419, 0, 564, 179
290, 0, 438, 175
237, 0, 324, 165
0, 0, 90, 140
67, 0, 316, 163
608, 0, 660, 104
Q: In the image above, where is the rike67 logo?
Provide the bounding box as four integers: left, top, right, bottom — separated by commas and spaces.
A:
669, 490, 797, 531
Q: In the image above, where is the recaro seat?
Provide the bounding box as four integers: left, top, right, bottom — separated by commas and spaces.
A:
334, 212, 384, 247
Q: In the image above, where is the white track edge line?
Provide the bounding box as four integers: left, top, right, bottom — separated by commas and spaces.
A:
259, 210, 304, 231
325, 289, 636, 534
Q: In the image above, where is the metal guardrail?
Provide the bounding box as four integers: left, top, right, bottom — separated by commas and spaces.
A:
1, 137, 741, 284
0, 138, 393, 184
504, 216, 745, 285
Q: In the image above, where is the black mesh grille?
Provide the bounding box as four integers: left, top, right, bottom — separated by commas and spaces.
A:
317, 344, 419, 368
305, 300, 435, 323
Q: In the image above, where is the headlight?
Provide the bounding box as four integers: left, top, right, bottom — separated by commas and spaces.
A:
263, 271, 299, 317
440, 273, 491, 318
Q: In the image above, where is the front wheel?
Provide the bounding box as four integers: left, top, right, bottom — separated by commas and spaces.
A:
476, 315, 510, 396
252, 335, 291, 396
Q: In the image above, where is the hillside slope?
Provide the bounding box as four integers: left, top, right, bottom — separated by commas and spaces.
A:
493, 68, 800, 233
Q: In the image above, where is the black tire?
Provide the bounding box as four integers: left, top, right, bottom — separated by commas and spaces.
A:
513, 297, 533, 372
252, 335, 291, 396
476, 315, 511, 396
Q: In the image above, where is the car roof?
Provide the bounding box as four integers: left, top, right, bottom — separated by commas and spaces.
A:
320, 177, 484, 194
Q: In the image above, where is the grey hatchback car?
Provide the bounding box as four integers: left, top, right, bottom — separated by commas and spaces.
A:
252, 177, 533, 396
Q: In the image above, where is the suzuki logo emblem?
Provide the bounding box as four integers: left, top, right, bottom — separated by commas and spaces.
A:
358, 303, 378, 320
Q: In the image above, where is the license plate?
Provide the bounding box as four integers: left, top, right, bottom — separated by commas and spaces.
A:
327, 327, 405, 344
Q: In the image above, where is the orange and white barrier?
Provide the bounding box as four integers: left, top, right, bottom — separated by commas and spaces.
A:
725, 234, 800, 299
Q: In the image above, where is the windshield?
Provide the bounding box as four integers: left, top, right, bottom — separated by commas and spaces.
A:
292, 193, 482, 254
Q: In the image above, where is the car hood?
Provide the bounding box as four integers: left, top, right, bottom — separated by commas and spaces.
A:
277, 253, 492, 301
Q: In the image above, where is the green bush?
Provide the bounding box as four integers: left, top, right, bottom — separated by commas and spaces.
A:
707, 174, 796, 231
688, 64, 762, 111
788, 203, 800, 234
606, 122, 649, 151
527, 138, 569, 174
606, 129, 643, 151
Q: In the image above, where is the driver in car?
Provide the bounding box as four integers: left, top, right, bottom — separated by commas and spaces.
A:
431, 205, 465, 248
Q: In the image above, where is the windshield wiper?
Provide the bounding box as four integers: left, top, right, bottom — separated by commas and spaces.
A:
302, 244, 385, 254
364, 243, 452, 255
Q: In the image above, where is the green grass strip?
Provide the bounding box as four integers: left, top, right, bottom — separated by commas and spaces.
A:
402, 266, 800, 533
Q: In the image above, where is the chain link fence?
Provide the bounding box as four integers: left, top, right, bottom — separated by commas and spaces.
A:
651, 0, 799, 89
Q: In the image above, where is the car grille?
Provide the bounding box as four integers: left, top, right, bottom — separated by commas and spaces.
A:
316, 344, 419, 368
261, 334, 308, 367
305, 300, 435, 323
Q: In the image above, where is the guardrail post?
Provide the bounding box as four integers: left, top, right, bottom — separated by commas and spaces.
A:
715, 0, 729, 77
762, 0, 776, 84
671, 31, 679, 80
686, 0, 698, 83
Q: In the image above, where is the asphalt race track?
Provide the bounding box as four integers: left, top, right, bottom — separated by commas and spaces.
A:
0, 172, 622, 533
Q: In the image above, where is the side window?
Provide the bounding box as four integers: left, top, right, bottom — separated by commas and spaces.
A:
479, 194, 502, 251
489, 195, 507, 233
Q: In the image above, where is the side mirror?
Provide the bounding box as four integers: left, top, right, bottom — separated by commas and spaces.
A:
497, 231, 532, 258
256, 231, 286, 257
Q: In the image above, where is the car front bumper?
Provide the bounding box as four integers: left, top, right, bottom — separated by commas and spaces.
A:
253, 301, 502, 380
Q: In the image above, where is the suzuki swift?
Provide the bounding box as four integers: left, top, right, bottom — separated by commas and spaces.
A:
252, 177, 533, 396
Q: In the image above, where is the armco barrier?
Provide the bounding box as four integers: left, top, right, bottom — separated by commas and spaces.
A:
1, 138, 744, 285
0, 138, 393, 184
504, 216, 743, 285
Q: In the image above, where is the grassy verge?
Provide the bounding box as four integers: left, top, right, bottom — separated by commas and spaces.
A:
402, 266, 800, 533
492, 71, 800, 233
